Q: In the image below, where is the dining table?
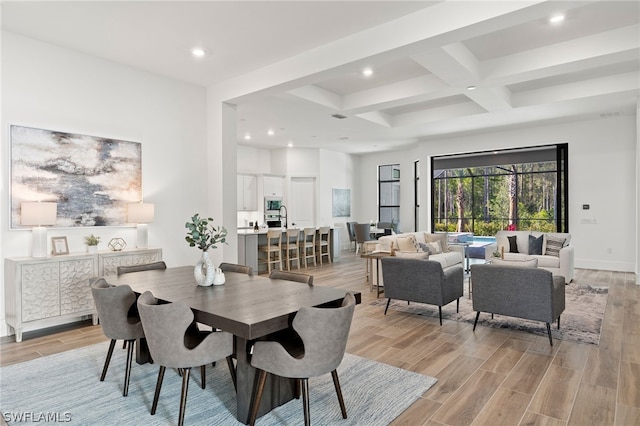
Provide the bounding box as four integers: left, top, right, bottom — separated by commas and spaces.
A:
105, 265, 361, 424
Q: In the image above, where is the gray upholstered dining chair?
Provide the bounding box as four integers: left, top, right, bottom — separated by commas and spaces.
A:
346, 222, 357, 251
90, 278, 146, 397
354, 223, 374, 254
269, 269, 313, 285
116, 261, 167, 275
219, 262, 254, 276
248, 292, 356, 426
137, 291, 236, 426
116, 261, 168, 349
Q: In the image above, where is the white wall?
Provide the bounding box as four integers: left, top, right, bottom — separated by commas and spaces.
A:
1, 32, 210, 335
359, 116, 638, 272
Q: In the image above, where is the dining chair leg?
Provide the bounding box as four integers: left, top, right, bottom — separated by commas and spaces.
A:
331, 370, 348, 419
226, 356, 237, 392
200, 365, 206, 389
178, 367, 191, 426
123, 339, 135, 396
151, 366, 166, 415
249, 369, 268, 426
100, 339, 116, 381
301, 378, 311, 426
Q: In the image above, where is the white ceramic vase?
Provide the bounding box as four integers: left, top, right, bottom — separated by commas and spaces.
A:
87, 245, 97, 254
194, 250, 215, 286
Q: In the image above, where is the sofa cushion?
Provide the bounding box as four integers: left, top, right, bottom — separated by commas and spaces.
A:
396, 235, 419, 252
395, 251, 429, 260
424, 233, 449, 253
430, 251, 463, 269
528, 234, 543, 255
533, 255, 560, 268
491, 257, 538, 268
544, 235, 565, 257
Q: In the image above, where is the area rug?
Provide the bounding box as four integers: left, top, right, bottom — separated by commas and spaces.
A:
372, 283, 608, 345
0, 341, 436, 425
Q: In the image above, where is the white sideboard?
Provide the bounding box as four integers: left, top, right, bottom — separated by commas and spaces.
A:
5, 248, 162, 342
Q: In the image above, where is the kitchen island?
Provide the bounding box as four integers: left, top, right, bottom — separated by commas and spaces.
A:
238, 227, 336, 274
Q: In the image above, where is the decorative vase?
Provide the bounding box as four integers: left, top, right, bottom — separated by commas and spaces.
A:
87, 245, 97, 254
194, 250, 215, 286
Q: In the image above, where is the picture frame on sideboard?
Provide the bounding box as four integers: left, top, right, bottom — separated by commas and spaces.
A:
51, 236, 69, 256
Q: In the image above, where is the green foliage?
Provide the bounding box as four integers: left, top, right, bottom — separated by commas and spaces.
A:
433, 162, 558, 236
185, 214, 228, 251
84, 234, 100, 246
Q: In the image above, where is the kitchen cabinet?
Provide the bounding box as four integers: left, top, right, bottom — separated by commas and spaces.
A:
5, 248, 162, 342
263, 176, 284, 197
237, 174, 257, 211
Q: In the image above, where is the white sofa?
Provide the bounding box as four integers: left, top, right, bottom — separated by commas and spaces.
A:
377, 232, 463, 271
486, 230, 574, 284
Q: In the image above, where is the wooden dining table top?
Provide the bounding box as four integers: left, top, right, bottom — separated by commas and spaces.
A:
105, 265, 361, 340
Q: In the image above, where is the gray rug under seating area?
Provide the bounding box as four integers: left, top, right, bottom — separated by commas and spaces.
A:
0, 341, 436, 425
373, 283, 608, 345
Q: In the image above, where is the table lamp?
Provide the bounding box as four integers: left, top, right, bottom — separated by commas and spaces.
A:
128, 203, 154, 248
21, 202, 57, 258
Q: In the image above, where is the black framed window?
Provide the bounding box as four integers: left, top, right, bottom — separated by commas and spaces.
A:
431, 144, 568, 235
379, 164, 400, 230
414, 160, 420, 231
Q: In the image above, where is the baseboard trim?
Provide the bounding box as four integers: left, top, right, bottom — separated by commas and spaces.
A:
575, 258, 635, 273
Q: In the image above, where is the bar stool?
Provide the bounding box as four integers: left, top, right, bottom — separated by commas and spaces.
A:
300, 228, 317, 268
316, 227, 331, 265
258, 230, 282, 273
283, 228, 301, 270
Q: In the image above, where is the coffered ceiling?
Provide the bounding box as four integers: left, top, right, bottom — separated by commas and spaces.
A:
3, 1, 639, 154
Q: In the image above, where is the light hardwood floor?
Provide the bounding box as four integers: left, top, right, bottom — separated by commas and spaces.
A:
1, 251, 639, 425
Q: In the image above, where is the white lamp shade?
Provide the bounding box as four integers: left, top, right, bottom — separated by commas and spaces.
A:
21, 202, 57, 226
128, 203, 154, 223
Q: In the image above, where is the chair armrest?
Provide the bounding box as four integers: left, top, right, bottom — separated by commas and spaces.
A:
558, 245, 574, 283
484, 243, 498, 261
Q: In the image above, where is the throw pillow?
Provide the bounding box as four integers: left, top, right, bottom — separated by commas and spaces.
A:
423, 241, 442, 255
491, 258, 538, 268
507, 235, 519, 253
395, 251, 429, 260
396, 235, 419, 252
544, 235, 566, 257
528, 234, 543, 255
424, 233, 449, 253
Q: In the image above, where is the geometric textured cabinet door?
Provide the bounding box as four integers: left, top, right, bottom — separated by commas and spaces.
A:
60, 258, 95, 315
5, 248, 162, 342
21, 262, 60, 322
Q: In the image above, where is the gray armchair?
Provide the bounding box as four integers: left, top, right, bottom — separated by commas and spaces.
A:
380, 257, 463, 325
470, 264, 565, 345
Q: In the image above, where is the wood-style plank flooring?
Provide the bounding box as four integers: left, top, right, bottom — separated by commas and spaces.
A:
1, 251, 639, 425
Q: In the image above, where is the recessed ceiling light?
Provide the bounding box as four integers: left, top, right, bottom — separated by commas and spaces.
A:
362, 67, 373, 77
267, 129, 274, 136
191, 48, 206, 57
287, 142, 293, 147
244, 134, 251, 140
467, 85, 477, 91
549, 14, 565, 24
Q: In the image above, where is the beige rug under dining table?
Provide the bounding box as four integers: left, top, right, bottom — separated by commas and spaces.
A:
106, 265, 361, 424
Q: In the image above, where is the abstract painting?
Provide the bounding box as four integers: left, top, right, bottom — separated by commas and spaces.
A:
332, 188, 351, 217
10, 125, 142, 228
